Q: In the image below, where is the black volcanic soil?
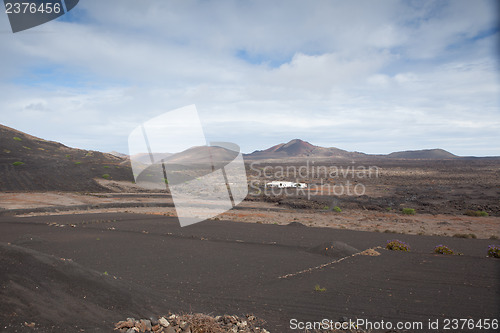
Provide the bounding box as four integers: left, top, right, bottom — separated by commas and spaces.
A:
0, 242, 162, 332
0, 125, 133, 192
0, 213, 498, 332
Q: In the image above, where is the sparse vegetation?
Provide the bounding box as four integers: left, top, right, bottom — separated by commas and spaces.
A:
402, 208, 416, 215
13, 136, 22, 141
464, 210, 488, 217
386, 239, 410, 251
314, 284, 326, 292
103, 166, 111, 169
23, 146, 31, 150
434, 245, 461, 255
487, 245, 500, 258
102, 174, 111, 179
65, 154, 71, 158
453, 233, 477, 239
12, 161, 24, 166
74, 162, 81, 165
489, 235, 499, 240
333, 206, 342, 213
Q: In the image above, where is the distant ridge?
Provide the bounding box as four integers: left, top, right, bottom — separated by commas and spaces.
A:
245, 139, 459, 160
110, 139, 463, 161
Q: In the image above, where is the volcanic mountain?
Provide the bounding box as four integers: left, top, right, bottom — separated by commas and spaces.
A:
0, 124, 133, 191
244, 139, 367, 160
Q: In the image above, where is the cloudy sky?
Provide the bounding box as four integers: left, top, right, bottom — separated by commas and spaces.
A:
1, 0, 499, 156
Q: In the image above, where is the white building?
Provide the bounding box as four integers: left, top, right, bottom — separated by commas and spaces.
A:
265, 181, 308, 189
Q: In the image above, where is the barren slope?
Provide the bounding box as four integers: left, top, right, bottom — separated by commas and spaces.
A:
0, 124, 133, 192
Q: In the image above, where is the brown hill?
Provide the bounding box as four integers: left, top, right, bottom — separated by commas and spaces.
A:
164, 145, 239, 166
387, 149, 458, 159
0, 124, 133, 191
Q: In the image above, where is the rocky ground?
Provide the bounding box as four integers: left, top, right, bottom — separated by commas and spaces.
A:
113, 314, 381, 333
114, 314, 269, 333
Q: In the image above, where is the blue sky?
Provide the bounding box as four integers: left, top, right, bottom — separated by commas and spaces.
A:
0, 0, 499, 156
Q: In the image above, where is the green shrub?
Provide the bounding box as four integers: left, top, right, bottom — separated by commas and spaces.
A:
65, 154, 71, 158
333, 206, 342, 213
322, 205, 329, 210
102, 174, 111, 179
74, 161, 81, 165
13, 136, 22, 141
464, 210, 489, 217
314, 284, 326, 292
434, 245, 461, 255
103, 165, 110, 169
487, 245, 500, 258
12, 161, 24, 166
386, 239, 410, 251
402, 208, 415, 215
23, 146, 31, 150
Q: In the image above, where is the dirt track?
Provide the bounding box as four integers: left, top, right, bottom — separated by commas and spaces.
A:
1, 192, 499, 240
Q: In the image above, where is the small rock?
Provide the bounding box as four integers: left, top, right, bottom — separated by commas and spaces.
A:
115, 320, 134, 329
158, 317, 170, 327
179, 321, 190, 331
165, 326, 176, 333
140, 319, 152, 332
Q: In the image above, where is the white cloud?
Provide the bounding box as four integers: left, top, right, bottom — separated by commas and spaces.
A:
0, 0, 498, 156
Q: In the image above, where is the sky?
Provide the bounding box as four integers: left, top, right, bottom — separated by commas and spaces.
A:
0, 0, 499, 156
